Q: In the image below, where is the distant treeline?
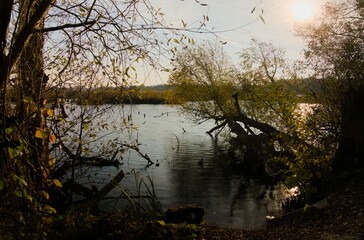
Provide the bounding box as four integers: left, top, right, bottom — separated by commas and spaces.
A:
46, 78, 321, 105
47, 85, 174, 104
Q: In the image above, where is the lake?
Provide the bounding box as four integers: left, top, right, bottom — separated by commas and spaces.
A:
67, 104, 286, 229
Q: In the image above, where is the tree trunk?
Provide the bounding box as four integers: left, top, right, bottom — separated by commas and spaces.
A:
333, 86, 364, 168
14, 0, 49, 185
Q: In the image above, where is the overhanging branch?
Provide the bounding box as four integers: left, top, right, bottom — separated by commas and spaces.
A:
37, 20, 97, 33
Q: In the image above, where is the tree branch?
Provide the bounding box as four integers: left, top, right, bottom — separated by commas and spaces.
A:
37, 20, 97, 33
79, 169, 125, 211
8, 0, 55, 71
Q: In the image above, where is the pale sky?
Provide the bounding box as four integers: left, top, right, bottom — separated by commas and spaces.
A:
140, 0, 329, 85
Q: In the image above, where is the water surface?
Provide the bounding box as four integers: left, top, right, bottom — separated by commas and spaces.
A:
72, 104, 284, 229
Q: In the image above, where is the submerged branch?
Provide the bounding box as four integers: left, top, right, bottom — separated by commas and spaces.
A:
78, 169, 125, 211
119, 143, 155, 165
230, 93, 316, 151
206, 120, 227, 135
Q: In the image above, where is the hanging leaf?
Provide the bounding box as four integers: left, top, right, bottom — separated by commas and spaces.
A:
14, 175, 28, 187
43, 204, 57, 214
157, 220, 165, 226
35, 129, 43, 139
41, 191, 49, 200
47, 108, 54, 117
48, 157, 56, 167
49, 134, 56, 144
53, 179, 62, 188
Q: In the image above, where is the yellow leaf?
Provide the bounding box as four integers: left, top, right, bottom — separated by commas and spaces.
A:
35, 129, 43, 139
43, 204, 57, 214
47, 109, 54, 117
48, 157, 56, 167
42, 168, 49, 179
157, 220, 165, 226
53, 179, 62, 188
49, 134, 56, 144
41, 191, 49, 200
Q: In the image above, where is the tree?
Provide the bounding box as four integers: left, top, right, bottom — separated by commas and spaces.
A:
169, 41, 334, 186
296, 0, 364, 169
0, 1, 205, 237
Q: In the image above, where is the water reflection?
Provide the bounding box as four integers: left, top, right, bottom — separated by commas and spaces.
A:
77, 104, 284, 229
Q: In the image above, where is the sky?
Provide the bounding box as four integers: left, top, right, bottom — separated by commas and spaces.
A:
139, 0, 329, 86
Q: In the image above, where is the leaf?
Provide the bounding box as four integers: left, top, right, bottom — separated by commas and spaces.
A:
48, 157, 56, 167
47, 109, 54, 117
14, 175, 28, 187
23, 97, 33, 103
82, 123, 89, 130
35, 129, 43, 139
25, 193, 33, 202
43, 204, 57, 214
157, 220, 165, 226
41, 191, 49, 200
14, 190, 23, 198
49, 134, 56, 144
18, 177, 28, 187
5, 127, 13, 134
259, 15, 265, 24
53, 179, 62, 188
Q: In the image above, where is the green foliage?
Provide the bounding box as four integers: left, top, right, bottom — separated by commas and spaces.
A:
169, 41, 240, 122
169, 40, 340, 190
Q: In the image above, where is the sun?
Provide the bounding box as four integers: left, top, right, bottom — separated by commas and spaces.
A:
291, 0, 314, 21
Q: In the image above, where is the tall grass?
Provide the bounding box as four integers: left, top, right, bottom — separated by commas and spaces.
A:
115, 170, 163, 218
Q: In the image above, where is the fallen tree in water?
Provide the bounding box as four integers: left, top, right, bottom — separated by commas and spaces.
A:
169, 41, 337, 192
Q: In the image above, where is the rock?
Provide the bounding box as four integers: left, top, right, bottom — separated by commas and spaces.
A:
165, 205, 204, 224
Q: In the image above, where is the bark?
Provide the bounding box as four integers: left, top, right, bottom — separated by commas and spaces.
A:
333, 85, 364, 168
0, 1, 14, 145
14, 0, 52, 185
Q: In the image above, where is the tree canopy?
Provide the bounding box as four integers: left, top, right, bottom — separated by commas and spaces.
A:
169, 0, 364, 195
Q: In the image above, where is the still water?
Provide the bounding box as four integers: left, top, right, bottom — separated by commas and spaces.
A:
74, 104, 284, 229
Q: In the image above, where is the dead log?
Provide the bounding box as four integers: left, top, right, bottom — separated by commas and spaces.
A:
78, 169, 125, 211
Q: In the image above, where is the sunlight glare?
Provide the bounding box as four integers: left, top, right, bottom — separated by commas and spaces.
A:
291, 0, 314, 21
